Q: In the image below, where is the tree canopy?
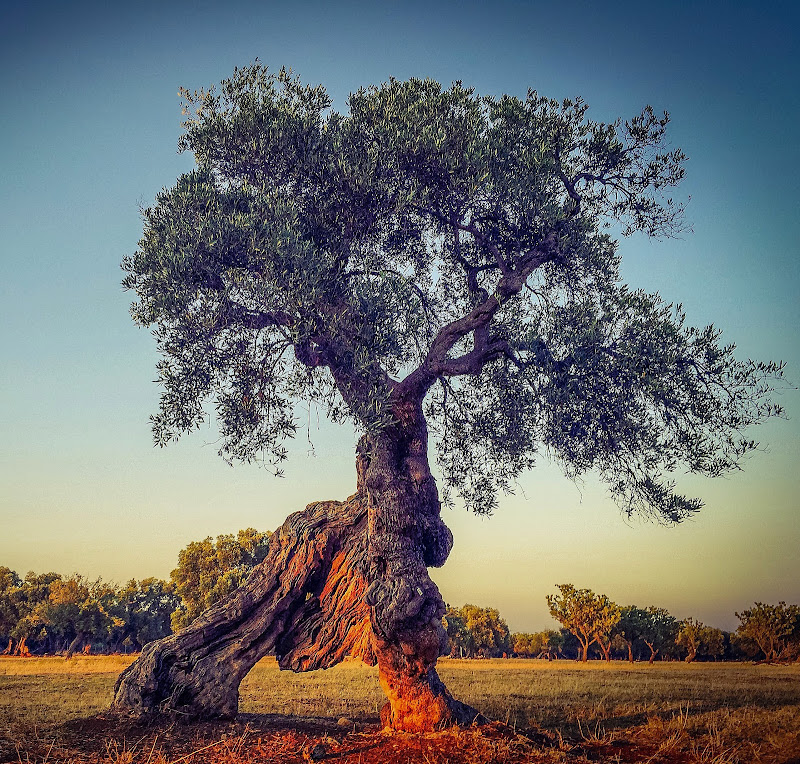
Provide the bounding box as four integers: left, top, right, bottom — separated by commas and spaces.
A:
547, 583, 621, 661
443, 604, 510, 657
736, 602, 800, 662
170, 528, 271, 630
0, 570, 177, 655
123, 64, 783, 522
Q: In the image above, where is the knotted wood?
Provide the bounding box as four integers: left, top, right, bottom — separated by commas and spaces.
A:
113, 495, 373, 720
113, 419, 484, 730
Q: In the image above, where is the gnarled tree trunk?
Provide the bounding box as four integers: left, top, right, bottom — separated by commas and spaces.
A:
113, 407, 481, 731
113, 496, 374, 719
359, 402, 481, 731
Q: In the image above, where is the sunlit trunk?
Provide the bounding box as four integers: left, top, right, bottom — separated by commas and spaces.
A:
358, 403, 481, 730
113, 401, 481, 730
113, 497, 373, 719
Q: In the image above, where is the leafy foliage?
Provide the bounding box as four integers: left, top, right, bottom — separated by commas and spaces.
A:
676, 617, 725, 662
443, 604, 510, 657
0, 570, 176, 654
547, 584, 621, 661
511, 629, 562, 657
123, 64, 784, 520
736, 602, 800, 662
170, 528, 272, 630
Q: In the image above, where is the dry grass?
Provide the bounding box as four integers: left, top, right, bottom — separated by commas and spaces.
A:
1, 655, 798, 763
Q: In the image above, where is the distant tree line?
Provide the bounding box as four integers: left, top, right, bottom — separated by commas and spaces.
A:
541, 584, 800, 664
0, 527, 269, 657
0, 568, 177, 657
3, 546, 798, 664
440, 587, 799, 664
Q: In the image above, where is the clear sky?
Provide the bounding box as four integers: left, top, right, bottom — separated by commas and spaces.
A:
1, 0, 798, 634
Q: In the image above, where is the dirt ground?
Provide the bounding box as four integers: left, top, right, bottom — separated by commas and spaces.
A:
0, 713, 691, 764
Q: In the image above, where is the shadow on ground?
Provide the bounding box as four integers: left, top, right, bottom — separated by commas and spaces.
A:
0, 712, 599, 764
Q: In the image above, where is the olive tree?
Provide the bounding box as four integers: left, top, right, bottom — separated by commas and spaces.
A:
736, 602, 800, 662
113, 65, 783, 730
546, 584, 620, 661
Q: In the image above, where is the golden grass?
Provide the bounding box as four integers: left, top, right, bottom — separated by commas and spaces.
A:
1, 655, 798, 763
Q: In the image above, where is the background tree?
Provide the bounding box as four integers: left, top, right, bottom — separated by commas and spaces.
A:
511, 632, 537, 657
639, 606, 679, 664
0, 567, 22, 654
613, 606, 649, 662
460, 604, 510, 657
442, 604, 509, 657
735, 602, 800, 662
114, 65, 783, 730
35, 575, 115, 657
546, 584, 620, 661
170, 528, 271, 630
442, 606, 470, 657
589, 595, 620, 662
10, 572, 62, 655
677, 617, 721, 662
702, 625, 725, 661
512, 630, 562, 658
112, 578, 180, 651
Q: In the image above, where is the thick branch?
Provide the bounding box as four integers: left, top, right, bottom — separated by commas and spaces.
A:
398, 231, 559, 400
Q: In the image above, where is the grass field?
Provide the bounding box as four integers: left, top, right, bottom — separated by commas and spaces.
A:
1, 655, 798, 763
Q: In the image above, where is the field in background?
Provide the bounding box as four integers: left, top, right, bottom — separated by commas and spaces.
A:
1, 655, 798, 762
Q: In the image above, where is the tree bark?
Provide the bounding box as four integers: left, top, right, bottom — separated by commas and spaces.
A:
113, 402, 481, 731
357, 404, 482, 731
113, 496, 374, 720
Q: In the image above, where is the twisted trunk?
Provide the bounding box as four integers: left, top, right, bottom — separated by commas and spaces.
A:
359, 401, 481, 730
113, 404, 479, 730
113, 496, 374, 719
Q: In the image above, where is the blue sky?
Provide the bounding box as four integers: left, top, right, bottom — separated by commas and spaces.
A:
1, 0, 798, 632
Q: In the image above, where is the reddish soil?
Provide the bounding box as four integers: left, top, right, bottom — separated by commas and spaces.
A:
0, 713, 697, 764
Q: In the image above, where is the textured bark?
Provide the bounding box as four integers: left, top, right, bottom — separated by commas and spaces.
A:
358, 403, 483, 731
113, 402, 482, 731
113, 496, 374, 720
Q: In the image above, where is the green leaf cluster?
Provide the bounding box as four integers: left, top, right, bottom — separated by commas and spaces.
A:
124, 64, 784, 519
0, 568, 177, 654
169, 527, 271, 630
443, 603, 510, 657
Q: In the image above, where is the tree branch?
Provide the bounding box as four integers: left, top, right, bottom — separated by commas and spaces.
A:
397, 231, 560, 401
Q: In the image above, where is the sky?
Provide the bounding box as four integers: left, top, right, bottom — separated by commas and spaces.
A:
1, 0, 798, 634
